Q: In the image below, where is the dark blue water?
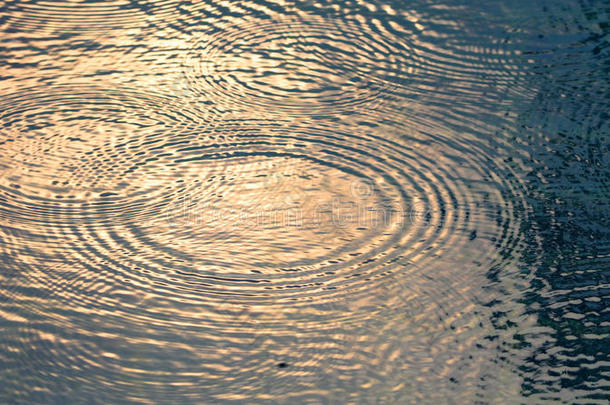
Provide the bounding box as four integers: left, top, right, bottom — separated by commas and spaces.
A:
0, 0, 608, 403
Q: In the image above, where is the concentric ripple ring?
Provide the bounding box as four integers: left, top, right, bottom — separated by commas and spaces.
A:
184, 15, 412, 115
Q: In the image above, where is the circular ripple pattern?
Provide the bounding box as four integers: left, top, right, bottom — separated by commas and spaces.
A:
13, 116, 526, 312
0, 84, 528, 400
0, 86, 209, 225
184, 15, 411, 115
176, 3, 544, 117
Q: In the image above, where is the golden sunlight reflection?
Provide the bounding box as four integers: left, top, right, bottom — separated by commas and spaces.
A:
0, 0, 560, 402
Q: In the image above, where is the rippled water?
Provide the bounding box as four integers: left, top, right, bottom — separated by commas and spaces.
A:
1, 0, 608, 403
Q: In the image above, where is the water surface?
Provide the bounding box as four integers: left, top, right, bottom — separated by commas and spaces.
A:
0, 0, 608, 403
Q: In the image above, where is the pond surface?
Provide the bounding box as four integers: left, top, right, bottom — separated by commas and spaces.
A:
0, 0, 608, 403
